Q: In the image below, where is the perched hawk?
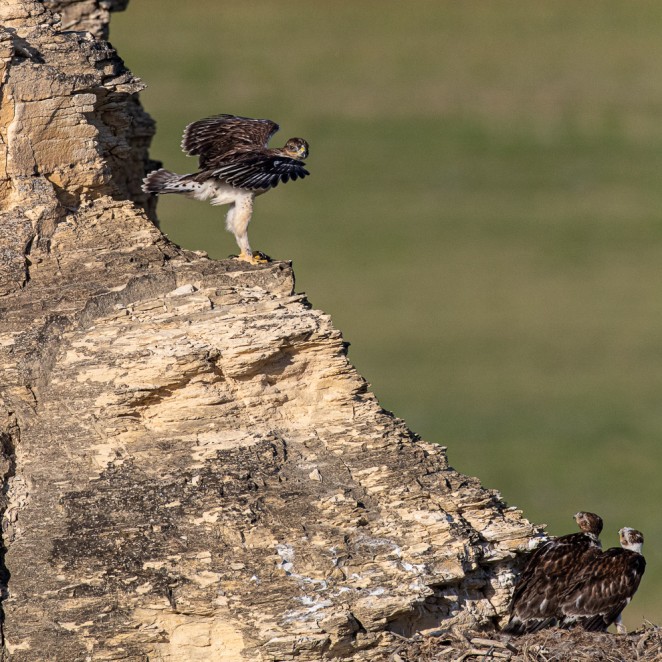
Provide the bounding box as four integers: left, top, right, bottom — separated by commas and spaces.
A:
504, 511, 603, 634
556, 527, 646, 634
142, 114, 310, 264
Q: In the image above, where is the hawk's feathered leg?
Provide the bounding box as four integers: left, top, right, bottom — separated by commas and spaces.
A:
222, 193, 267, 264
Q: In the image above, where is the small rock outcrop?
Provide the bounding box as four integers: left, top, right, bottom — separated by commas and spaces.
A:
0, 1, 539, 660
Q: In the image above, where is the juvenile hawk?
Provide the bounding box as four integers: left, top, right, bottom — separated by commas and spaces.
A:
142, 114, 310, 264
556, 527, 645, 634
504, 511, 603, 634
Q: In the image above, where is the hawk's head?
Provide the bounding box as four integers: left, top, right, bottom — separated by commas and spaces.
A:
619, 527, 644, 553
574, 511, 603, 537
283, 138, 309, 160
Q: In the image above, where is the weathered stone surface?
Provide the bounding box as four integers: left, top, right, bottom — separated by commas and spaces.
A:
0, 1, 541, 660
43, 0, 129, 41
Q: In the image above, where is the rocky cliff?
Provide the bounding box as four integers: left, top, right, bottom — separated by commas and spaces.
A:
0, 1, 539, 660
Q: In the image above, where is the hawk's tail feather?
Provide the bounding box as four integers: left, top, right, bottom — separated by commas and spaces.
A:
502, 616, 558, 635
561, 614, 610, 632
142, 169, 199, 195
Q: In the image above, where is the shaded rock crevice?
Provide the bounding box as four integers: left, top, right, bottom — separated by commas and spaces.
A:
0, 414, 19, 648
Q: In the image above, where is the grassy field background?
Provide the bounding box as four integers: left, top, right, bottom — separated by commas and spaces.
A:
111, 1, 662, 626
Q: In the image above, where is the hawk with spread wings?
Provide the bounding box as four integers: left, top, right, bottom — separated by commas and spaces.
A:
142, 114, 310, 264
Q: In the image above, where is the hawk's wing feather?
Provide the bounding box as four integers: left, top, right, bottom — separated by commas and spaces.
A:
510, 533, 599, 608
505, 533, 602, 634
209, 154, 309, 191
181, 114, 280, 168
558, 549, 646, 631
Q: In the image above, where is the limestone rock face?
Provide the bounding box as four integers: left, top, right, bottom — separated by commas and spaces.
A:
42, 0, 129, 40
0, 1, 540, 660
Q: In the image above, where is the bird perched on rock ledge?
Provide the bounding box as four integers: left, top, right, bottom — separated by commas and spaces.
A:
142, 114, 310, 264
504, 511, 603, 634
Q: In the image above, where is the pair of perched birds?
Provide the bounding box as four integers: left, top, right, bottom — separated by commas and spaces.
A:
143, 113, 310, 264
505, 512, 645, 635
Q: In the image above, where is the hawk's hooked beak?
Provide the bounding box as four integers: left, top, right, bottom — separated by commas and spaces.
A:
298, 146, 308, 159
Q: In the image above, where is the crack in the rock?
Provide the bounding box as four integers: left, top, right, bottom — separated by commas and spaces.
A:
22, 234, 36, 288
0, 420, 18, 656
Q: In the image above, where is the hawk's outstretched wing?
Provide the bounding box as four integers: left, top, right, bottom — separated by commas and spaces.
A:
181, 114, 309, 191
181, 114, 279, 169
207, 153, 309, 191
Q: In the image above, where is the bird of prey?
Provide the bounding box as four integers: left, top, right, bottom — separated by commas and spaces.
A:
556, 527, 646, 634
503, 511, 603, 634
142, 114, 310, 264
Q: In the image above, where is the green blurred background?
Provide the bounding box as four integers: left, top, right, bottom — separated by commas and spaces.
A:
112, 1, 662, 626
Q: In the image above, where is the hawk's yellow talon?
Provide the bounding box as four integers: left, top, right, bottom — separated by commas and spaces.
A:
234, 251, 271, 265
252, 250, 271, 264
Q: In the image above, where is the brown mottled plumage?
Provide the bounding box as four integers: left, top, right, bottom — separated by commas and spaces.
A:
142, 114, 309, 263
557, 527, 645, 634
181, 115, 309, 190
504, 512, 603, 634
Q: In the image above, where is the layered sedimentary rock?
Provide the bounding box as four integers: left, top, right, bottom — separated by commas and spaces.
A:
0, 1, 540, 660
